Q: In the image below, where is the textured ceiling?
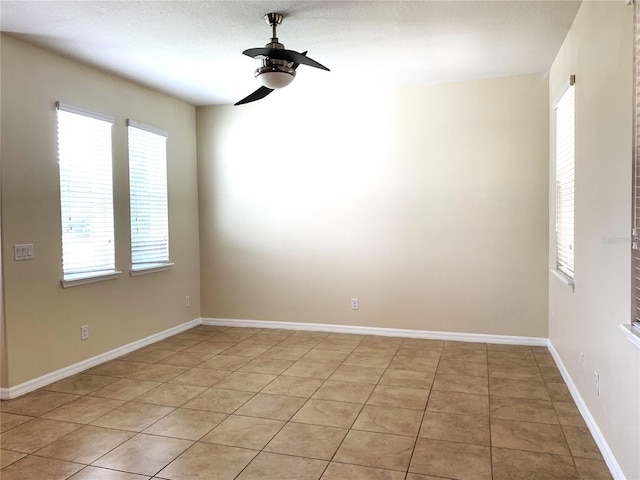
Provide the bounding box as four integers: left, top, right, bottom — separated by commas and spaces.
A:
0, 1, 581, 106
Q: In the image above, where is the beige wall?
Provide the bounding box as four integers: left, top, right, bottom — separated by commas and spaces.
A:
548, 2, 640, 478
0, 35, 201, 388
198, 73, 549, 337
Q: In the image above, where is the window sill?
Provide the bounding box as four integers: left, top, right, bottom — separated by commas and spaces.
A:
618, 324, 640, 349
130, 262, 174, 276
61, 270, 122, 288
550, 269, 575, 292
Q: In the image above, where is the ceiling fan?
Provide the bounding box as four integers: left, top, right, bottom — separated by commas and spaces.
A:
234, 13, 330, 106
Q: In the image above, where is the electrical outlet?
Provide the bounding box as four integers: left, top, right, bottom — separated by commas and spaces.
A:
351, 298, 359, 310
579, 352, 585, 373
594, 371, 600, 396
185, 295, 191, 307
81, 325, 89, 341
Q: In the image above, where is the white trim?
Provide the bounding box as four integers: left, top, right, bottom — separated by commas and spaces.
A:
618, 323, 640, 349
547, 341, 624, 480
127, 119, 168, 137
130, 263, 174, 276
0, 317, 545, 400
550, 268, 575, 292
61, 270, 122, 288
200, 317, 548, 346
0, 318, 200, 400
552, 74, 576, 109
55, 101, 114, 124
0, 312, 622, 480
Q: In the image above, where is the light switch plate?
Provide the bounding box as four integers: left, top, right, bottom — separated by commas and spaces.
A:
14, 244, 34, 261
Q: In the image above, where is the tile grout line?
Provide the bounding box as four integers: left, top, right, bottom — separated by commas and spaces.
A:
405, 345, 441, 478
310, 335, 367, 480
226, 329, 345, 480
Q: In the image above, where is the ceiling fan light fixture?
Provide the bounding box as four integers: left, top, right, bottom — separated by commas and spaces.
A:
255, 64, 296, 89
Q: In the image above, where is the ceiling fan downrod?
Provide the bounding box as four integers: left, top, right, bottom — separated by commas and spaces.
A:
257, 12, 293, 86
265, 13, 283, 44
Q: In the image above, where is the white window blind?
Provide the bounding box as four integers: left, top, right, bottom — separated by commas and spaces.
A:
57, 102, 116, 280
127, 120, 170, 270
632, 0, 640, 328
554, 78, 576, 280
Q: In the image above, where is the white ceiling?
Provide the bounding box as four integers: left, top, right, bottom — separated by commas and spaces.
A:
0, 1, 581, 106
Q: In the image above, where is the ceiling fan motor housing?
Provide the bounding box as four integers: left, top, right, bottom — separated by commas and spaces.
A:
254, 36, 295, 89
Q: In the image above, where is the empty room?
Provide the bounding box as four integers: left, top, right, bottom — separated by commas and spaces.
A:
0, 1, 639, 479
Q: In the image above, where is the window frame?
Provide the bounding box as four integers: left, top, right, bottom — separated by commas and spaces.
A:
553, 76, 576, 291
127, 119, 172, 275
56, 102, 121, 288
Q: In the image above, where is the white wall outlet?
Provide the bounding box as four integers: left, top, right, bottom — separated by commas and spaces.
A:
594, 371, 600, 396
185, 295, 191, 307
351, 298, 359, 310
14, 243, 34, 261
579, 352, 585, 373
81, 325, 89, 341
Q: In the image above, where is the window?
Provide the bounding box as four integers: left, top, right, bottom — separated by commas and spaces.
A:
57, 102, 118, 286
554, 76, 576, 285
127, 120, 170, 273
632, 0, 640, 333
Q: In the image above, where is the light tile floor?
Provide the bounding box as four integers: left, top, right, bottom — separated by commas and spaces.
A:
0, 325, 613, 479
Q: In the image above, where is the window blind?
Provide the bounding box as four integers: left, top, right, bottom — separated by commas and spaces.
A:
127, 120, 169, 269
555, 79, 576, 280
57, 103, 116, 278
632, 0, 640, 326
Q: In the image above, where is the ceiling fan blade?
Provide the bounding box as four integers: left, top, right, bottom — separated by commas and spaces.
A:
234, 86, 274, 106
242, 47, 270, 59
243, 47, 329, 71
293, 51, 308, 69
277, 50, 329, 71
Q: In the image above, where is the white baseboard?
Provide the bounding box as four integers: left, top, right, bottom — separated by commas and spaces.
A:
0, 313, 623, 479
201, 317, 548, 346
0, 318, 200, 400
1, 313, 622, 479
547, 341, 624, 480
